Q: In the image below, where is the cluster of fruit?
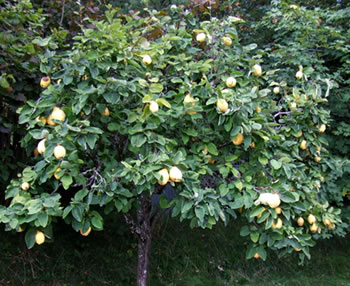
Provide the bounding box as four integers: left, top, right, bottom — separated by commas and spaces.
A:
157, 167, 182, 186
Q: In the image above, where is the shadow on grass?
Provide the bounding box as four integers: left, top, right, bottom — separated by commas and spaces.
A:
0, 215, 349, 286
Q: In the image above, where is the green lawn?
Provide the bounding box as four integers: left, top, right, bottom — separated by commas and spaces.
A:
1, 215, 349, 285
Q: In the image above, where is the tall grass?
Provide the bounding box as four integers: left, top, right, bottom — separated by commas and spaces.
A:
0, 215, 349, 285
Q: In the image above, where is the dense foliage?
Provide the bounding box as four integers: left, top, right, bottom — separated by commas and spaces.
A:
0, 0, 349, 285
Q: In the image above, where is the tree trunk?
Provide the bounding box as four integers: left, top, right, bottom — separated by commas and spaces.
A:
136, 194, 153, 286
137, 221, 152, 286
124, 194, 164, 286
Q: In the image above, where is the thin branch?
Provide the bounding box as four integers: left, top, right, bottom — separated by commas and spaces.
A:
59, 0, 66, 27
273, 111, 291, 119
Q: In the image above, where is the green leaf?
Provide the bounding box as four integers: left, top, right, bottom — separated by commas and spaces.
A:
90, 66, 99, 79
270, 159, 282, 170
159, 195, 169, 209
32, 37, 51, 47
25, 228, 36, 249
250, 232, 259, 243
149, 83, 164, 93
74, 189, 89, 201
250, 206, 265, 218
63, 206, 72, 219
91, 216, 103, 230
85, 127, 103, 134
72, 206, 83, 222
219, 184, 229, 196
103, 92, 119, 104
256, 247, 267, 261
37, 213, 48, 227
252, 122, 262, 130
156, 98, 171, 108
131, 134, 147, 148
138, 79, 148, 87
206, 97, 217, 105
258, 156, 268, 165
107, 123, 119, 131
280, 192, 299, 203
234, 180, 243, 191
195, 206, 205, 222
61, 175, 73, 190
207, 143, 219, 156
240, 225, 250, 236
27, 199, 42, 215
0, 77, 10, 88
85, 134, 98, 149
181, 201, 193, 214
63, 75, 73, 85
142, 94, 153, 103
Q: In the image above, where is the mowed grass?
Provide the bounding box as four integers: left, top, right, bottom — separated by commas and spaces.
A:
0, 215, 349, 286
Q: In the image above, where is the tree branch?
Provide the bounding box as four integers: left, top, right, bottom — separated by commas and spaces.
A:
59, 0, 66, 26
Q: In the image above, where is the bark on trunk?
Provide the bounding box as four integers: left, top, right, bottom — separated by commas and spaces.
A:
124, 194, 164, 286
137, 222, 152, 286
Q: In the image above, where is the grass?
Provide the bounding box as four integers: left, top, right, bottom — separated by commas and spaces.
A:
0, 215, 349, 286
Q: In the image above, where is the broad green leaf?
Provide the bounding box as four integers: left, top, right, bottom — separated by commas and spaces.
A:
156, 98, 171, 108
25, 228, 36, 249
61, 175, 73, 190
271, 159, 282, 170
250, 232, 259, 243
207, 143, 218, 156
149, 83, 164, 93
